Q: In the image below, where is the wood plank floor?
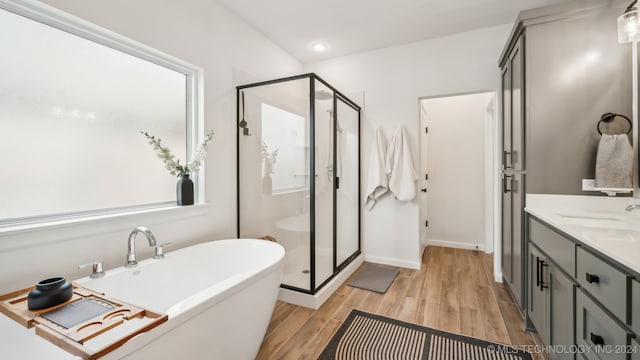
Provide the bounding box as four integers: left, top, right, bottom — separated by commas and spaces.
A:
257, 246, 545, 360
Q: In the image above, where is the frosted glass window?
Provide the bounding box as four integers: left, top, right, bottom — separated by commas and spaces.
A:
0, 8, 190, 222
261, 103, 307, 193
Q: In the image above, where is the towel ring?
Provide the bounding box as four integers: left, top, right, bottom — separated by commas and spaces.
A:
597, 112, 631, 135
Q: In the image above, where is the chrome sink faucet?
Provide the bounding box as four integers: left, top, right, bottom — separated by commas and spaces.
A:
126, 226, 157, 268
625, 204, 640, 212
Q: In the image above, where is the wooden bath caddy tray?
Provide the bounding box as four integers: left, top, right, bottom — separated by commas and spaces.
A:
0, 283, 167, 359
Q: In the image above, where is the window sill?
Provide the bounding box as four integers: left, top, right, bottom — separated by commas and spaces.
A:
0, 204, 209, 251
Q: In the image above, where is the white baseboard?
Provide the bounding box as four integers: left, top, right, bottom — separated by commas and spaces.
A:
364, 254, 421, 270
494, 271, 503, 283
426, 239, 485, 252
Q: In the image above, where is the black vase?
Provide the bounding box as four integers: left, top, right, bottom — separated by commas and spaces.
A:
27, 276, 73, 310
177, 173, 194, 206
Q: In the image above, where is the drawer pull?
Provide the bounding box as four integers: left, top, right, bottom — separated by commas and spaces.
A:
586, 272, 600, 284
590, 332, 604, 346
539, 261, 548, 290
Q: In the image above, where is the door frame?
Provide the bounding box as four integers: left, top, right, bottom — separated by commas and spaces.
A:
417, 90, 498, 257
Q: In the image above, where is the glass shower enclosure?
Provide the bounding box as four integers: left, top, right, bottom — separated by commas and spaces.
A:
237, 73, 361, 294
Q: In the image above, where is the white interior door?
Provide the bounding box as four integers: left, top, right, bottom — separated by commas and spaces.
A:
419, 102, 429, 246
420, 92, 494, 250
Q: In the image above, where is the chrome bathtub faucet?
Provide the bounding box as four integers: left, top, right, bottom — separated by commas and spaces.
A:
78, 260, 105, 279
126, 226, 157, 268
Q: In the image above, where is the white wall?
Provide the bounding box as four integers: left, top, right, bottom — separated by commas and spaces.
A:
421, 92, 494, 251
0, 0, 302, 294
305, 24, 511, 268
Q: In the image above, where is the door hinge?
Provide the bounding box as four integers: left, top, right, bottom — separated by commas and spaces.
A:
425, 173, 428, 180
425, 220, 429, 227
425, 127, 429, 134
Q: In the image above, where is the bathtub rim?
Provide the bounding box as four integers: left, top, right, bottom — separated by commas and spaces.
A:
76, 239, 284, 315
78, 238, 285, 359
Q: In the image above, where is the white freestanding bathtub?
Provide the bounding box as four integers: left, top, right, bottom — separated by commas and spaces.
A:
75, 239, 285, 360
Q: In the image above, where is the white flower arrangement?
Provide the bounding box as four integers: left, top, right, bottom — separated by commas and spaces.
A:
261, 141, 279, 176
142, 130, 215, 177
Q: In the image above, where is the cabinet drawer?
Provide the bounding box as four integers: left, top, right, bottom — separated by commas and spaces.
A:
632, 337, 640, 360
576, 289, 631, 360
633, 280, 640, 334
529, 218, 575, 275
576, 247, 629, 323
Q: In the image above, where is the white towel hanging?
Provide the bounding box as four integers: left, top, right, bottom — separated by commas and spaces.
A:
365, 127, 388, 210
385, 125, 417, 201
595, 134, 632, 188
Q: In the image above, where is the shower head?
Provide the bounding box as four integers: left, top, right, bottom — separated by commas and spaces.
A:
315, 90, 333, 101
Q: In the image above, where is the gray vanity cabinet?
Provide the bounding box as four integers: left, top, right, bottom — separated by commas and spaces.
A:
548, 265, 575, 360
632, 338, 640, 360
632, 280, 640, 335
528, 241, 576, 360
527, 243, 548, 342
576, 288, 632, 360
576, 247, 630, 324
527, 216, 640, 360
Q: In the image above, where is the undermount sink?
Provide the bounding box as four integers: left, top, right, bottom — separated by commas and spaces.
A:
556, 213, 640, 230
552, 212, 640, 244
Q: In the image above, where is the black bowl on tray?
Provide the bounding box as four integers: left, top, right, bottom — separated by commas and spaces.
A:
27, 276, 73, 310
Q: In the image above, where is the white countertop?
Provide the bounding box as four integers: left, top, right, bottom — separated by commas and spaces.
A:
526, 194, 640, 276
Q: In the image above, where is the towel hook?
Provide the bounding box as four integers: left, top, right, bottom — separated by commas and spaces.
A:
597, 112, 631, 135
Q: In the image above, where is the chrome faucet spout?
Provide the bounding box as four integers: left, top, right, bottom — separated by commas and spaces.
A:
126, 226, 157, 268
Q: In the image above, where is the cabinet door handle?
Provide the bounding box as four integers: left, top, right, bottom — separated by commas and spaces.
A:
539, 261, 549, 290
503, 175, 513, 193
586, 272, 600, 284
590, 332, 604, 346
503, 150, 512, 169
536, 257, 542, 288
540, 260, 549, 291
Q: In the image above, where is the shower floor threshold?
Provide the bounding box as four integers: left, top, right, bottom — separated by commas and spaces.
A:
278, 254, 363, 309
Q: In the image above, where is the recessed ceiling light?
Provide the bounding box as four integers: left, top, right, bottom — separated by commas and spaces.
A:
312, 42, 327, 52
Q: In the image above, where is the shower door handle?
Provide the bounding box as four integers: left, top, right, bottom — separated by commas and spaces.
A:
335, 177, 340, 189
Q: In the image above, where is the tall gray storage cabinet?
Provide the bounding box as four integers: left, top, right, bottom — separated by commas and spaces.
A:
498, 0, 631, 314
500, 34, 525, 311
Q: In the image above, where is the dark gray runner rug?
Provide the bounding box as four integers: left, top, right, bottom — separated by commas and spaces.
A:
348, 265, 399, 294
318, 310, 533, 360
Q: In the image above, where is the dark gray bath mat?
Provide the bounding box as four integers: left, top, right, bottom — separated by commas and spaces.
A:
318, 310, 533, 360
347, 264, 399, 293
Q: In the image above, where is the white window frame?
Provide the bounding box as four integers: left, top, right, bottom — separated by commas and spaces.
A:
0, 0, 205, 229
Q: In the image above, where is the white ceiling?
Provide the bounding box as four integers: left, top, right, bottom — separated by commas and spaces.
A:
215, 0, 568, 63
